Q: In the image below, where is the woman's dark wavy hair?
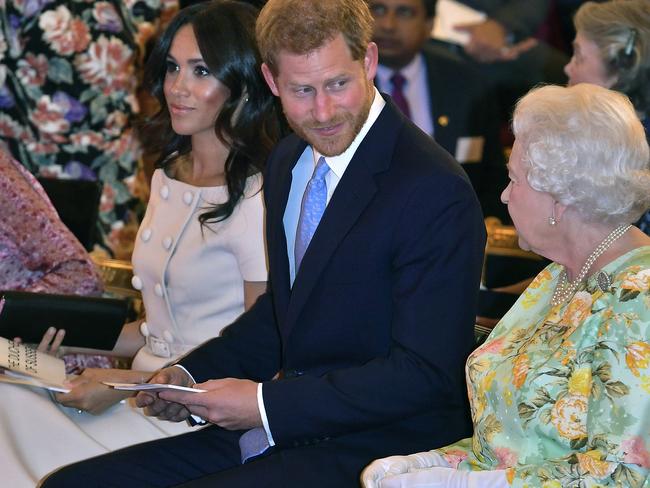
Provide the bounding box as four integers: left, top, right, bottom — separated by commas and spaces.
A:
141, 0, 282, 227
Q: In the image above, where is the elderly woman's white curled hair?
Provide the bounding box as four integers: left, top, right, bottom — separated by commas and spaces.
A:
513, 83, 650, 225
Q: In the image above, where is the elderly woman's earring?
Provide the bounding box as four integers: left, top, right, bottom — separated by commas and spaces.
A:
548, 205, 557, 226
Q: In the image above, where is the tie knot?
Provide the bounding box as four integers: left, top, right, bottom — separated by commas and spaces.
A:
313, 156, 329, 180
390, 72, 407, 89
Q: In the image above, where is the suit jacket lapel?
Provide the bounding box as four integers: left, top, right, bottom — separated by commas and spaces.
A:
423, 52, 452, 151
284, 99, 403, 333
267, 137, 307, 323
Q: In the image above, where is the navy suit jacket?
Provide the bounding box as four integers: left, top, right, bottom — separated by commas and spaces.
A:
180, 98, 486, 461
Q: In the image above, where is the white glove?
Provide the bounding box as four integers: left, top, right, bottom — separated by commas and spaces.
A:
380, 466, 470, 488
378, 467, 508, 488
362, 451, 451, 488
361, 450, 508, 488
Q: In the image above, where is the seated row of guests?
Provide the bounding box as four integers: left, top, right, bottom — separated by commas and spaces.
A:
41, 0, 487, 486
0, 1, 648, 487
0, 2, 280, 486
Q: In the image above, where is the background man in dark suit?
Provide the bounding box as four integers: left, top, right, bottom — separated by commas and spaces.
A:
370, 0, 509, 222
42, 0, 486, 486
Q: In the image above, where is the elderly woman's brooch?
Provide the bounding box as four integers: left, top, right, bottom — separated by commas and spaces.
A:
596, 271, 612, 293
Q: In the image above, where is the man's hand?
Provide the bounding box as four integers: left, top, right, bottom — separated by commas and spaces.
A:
135, 366, 193, 422
455, 19, 507, 62
159, 378, 262, 431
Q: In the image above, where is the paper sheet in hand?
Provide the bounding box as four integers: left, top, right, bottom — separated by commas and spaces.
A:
0, 336, 69, 392
432, 0, 487, 46
103, 382, 207, 393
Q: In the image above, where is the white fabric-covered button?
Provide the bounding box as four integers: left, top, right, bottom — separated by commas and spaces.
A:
163, 330, 174, 343
183, 191, 194, 206
131, 275, 143, 290
141, 228, 152, 242
160, 185, 170, 200
154, 283, 163, 297
163, 236, 173, 250
140, 321, 150, 337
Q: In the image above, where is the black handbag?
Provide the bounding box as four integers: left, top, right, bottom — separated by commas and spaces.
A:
0, 291, 127, 350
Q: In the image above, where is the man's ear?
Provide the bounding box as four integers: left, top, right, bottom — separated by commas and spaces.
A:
364, 42, 379, 81
261, 63, 279, 96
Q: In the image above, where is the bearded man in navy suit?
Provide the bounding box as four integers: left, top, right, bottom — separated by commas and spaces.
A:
42, 0, 485, 486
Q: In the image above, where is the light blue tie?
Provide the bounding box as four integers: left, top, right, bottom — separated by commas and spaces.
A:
294, 156, 329, 271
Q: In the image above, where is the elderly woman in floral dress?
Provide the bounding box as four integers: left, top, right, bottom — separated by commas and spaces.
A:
363, 83, 650, 487
0, 0, 177, 256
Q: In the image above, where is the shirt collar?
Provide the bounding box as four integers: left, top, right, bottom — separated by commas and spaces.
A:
376, 53, 425, 91
312, 86, 386, 178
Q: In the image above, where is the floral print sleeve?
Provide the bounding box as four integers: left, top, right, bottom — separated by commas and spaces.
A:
438, 247, 650, 487
0, 149, 103, 296
0, 0, 178, 256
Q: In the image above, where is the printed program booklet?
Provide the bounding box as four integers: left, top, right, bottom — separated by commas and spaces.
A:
0, 336, 69, 392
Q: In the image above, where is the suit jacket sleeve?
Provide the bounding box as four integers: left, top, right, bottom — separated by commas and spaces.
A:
262, 169, 486, 447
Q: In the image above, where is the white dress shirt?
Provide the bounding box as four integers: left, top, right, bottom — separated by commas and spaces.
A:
283, 87, 387, 285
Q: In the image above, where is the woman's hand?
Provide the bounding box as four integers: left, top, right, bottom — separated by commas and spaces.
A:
362, 451, 451, 488
13, 327, 66, 356
54, 368, 139, 415
362, 452, 508, 488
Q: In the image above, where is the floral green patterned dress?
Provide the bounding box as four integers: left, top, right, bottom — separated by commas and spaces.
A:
439, 246, 650, 487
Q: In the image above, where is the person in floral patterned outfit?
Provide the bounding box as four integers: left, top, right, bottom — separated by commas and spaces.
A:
363, 84, 650, 487
0, 146, 102, 295
0, 0, 177, 256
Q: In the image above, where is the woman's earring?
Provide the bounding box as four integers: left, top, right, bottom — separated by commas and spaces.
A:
548, 203, 557, 226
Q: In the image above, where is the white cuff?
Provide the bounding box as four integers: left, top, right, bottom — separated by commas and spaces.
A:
173, 364, 196, 383
257, 383, 275, 446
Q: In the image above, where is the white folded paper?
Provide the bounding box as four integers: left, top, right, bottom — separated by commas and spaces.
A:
103, 382, 206, 393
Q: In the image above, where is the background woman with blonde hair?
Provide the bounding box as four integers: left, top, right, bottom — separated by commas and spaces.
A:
564, 0, 650, 233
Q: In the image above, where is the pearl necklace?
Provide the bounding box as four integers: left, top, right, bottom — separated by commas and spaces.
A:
551, 224, 631, 306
